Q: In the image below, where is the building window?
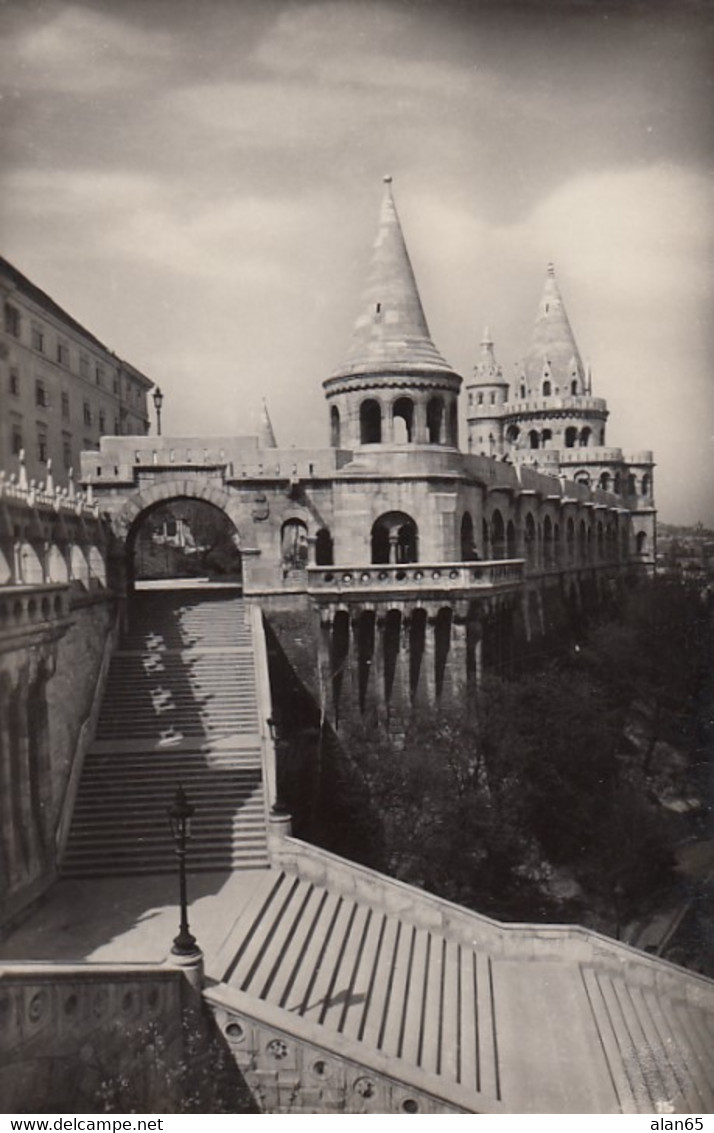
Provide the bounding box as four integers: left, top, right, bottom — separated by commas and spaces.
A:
62, 435, 72, 468
9, 368, 19, 395
99, 410, 106, 432
113, 416, 120, 434
4, 302, 20, 337
79, 354, 90, 379
61, 391, 70, 418
37, 429, 48, 463
12, 424, 23, 454
35, 379, 47, 407
95, 365, 104, 387
57, 340, 70, 367
112, 374, 119, 395
32, 323, 45, 353
83, 401, 92, 426
477, 392, 483, 406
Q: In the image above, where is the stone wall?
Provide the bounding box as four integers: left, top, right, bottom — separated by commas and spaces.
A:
0, 965, 254, 1113
0, 589, 117, 927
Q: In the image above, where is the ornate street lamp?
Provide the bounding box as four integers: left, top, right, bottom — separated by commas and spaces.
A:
152, 386, 164, 436
167, 783, 199, 956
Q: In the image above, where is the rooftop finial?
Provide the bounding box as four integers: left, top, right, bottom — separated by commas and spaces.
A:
383, 174, 392, 184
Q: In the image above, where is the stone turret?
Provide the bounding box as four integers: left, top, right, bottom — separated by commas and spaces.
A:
501, 264, 608, 459
323, 177, 462, 450
465, 327, 509, 455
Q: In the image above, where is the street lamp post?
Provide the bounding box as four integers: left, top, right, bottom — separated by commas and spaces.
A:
152, 386, 164, 436
167, 784, 199, 956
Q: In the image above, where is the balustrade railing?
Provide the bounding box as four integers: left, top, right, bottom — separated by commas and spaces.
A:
0, 583, 70, 634
307, 559, 525, 593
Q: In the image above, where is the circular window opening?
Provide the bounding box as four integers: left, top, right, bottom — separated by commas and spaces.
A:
225, 1021, 245, 1042
401, 1099, 419, 1114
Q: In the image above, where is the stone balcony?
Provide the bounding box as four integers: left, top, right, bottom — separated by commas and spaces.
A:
306, 559, 525, 601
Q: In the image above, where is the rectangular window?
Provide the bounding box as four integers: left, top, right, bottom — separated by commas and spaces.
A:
4, 302, 20, 337
83, 400, 92, 426
79, 354, 90, 379
37, 429, 48, 463
112, 374, 119, 395
57, 341, 70, 367
61, 391, 70, 418
32, 323, 45, 353
114, 416, 120, 434
62, 434, 72, 468
95, 364, 104, 387
11, 424, 23, 454
9, 368, 19, 396
99, 409, 106, 432
35, 379, 47, 407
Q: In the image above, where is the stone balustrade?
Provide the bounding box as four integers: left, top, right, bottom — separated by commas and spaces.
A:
0, 467, 100, 519
0, 583, 70, 638
307, 559, 524, 597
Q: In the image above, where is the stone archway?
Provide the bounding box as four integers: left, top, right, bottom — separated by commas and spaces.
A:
113, 480, 247, 590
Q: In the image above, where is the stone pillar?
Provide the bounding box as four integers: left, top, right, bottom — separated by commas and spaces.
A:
448, 616, 468, 703
388, 532, 399, 564
422, 614, 437, 705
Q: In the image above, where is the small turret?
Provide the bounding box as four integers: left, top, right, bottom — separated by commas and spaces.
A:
465, 327, 509, 456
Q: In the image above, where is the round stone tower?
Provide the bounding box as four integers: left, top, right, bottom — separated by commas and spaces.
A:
323, 177, 462, 451
465, 327, 509, 455
497, 263, 609, 458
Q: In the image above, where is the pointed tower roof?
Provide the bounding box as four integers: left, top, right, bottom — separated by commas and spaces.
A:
522, 263, 585, 386
328, 177, 459, 383
257, 398, 277, 448
472, 326, 507, 385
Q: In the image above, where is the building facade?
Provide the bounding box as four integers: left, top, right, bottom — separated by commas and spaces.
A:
0, 257, 153, 491
465, 262, 656, 563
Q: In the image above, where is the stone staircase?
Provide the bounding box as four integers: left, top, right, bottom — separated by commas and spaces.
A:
62, 587, 270, 877
210, 867, 714, 1114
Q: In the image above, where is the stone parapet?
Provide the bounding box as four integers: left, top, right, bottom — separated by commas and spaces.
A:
306, 559, 524, 601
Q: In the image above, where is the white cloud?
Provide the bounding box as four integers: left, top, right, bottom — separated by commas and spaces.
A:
1, 6, 173, 94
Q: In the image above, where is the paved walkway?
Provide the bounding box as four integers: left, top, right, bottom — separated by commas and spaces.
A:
0, 869, 268, 971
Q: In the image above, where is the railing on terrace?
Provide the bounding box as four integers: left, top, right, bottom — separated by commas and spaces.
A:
307, 559, 525, 594
0, 583, 71, 636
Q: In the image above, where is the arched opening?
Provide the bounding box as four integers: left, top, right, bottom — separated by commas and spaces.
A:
506, 425, 520, 445
128, 499, 242, 588
566, 517, 575, 562
636, 530, 648, 555
281, 518, 308, 574
626, 473, 637, 495
506, 519, 517, 559
330, 405, 341, 448
69, 544, 89, 588
541, 428, 552, 446
570, 379, 578, 395
490, 510, 505, 560
599, 472, 611, 492
19, 541, 44, 585
87, 546, 106, 587
641, 473, 651, 497
360, 399, 382, 444
575, 471, 590, 487
613, 472, 621, 494
528, 430, 540, 450
392, 397, 414, 444
47, 544, 69, 583
543, 515, 553, 567
565, 426, 578, 448
579, 427, 591, 447
426, 397, 444, 444
371, 512, 418, 564
460, 512, 475, 561
524, 513, 536, 569
315, 528, 334, 566
519, 384, 526, 399
542, 380, 551, 396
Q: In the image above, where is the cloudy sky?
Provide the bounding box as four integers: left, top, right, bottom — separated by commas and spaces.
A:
1, 0, 712, 523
